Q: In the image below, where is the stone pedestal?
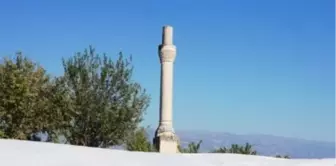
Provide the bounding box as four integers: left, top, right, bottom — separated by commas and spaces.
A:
153, 130, 179, 153
154, 25, 179, 153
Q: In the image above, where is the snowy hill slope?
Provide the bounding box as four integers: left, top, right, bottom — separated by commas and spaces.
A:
0, 139, 334, 166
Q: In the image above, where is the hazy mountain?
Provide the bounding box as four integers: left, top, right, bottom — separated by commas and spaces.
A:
146, 129, 335, 158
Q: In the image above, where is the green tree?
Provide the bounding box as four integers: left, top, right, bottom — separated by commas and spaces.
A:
275, 154, 290, 159
211, 143, 257, 155
59, 46, 150, 148
0, 53, 68, 141
179, 140, 202, 153
238, 143, 257, 155
211, 147, 228, 153
125, 127, 154, 152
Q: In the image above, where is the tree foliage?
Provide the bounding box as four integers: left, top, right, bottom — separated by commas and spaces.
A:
125, 127, 154, 152
0, 53, 68, 141
179, 140, 203, 153
58, 46, 150, 147
211, 143, 257, 155
275, 154, 290, 159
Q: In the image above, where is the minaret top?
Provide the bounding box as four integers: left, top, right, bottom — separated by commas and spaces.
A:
162, 25, 173, 45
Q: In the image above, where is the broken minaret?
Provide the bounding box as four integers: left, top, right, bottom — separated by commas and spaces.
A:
153, 25, 179, 153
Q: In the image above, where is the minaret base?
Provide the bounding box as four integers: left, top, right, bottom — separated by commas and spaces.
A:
153, 129, 179, 153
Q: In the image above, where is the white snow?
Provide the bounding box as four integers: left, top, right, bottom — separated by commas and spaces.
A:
0, 139, 334, 166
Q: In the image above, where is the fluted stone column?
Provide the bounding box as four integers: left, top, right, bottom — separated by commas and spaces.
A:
153, 25, 179, 153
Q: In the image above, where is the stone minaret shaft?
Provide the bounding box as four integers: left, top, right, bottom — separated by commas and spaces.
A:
154, 25, 179, 153
159, 26, 175, 130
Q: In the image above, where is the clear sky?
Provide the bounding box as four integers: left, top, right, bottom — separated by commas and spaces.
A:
0, 0, 334, 142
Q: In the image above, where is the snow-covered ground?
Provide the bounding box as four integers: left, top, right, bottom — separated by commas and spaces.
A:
0, 139, 334, 166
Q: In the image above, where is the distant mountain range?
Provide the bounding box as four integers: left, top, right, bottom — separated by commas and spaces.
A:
145, 129, 335, 159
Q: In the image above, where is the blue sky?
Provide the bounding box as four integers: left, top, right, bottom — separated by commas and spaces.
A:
0, 0, 334, 142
